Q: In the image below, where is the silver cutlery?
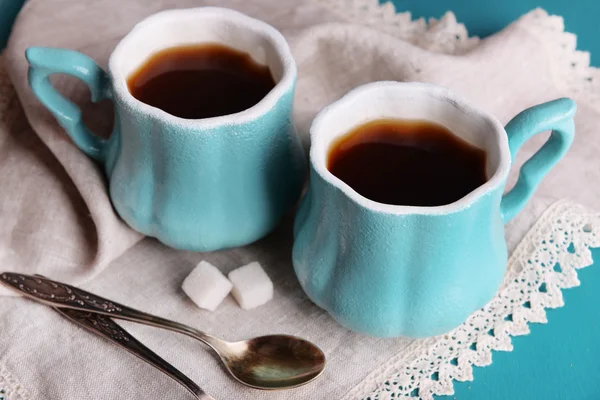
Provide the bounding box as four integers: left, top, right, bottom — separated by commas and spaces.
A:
1, 272, 326, 390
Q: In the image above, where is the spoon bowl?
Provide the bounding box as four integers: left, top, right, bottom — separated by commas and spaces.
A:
219, 334, 326, 389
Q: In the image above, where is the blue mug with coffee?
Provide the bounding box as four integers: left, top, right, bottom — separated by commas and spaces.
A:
26, 8, 306, 251
293, 81, 575, 338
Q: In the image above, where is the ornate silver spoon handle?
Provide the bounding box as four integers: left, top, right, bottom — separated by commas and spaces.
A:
0, 272, 206, 340
54, 307, 215, 400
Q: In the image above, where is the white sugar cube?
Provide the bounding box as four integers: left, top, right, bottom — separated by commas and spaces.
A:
182, 261, 233, 311
228, 262, 273, 310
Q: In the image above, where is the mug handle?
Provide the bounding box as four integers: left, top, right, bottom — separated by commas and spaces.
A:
501, 98, 576, 223
26, 47, 112, 162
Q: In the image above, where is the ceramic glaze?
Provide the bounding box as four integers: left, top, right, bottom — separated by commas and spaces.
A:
26, 8, 306, 251
293, 82, 576, 338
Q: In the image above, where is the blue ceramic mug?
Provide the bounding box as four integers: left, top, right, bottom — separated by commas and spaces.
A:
26, 8, 306, 251
293, 82, 575, 338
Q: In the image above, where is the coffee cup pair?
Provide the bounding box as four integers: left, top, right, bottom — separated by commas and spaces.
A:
27, 7, 576, 337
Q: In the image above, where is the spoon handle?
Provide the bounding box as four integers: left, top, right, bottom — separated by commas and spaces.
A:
0, 272, 213, 344
54, 307, 215, 400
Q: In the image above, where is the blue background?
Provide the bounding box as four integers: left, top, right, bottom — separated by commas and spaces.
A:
1, 0, 599, 398
0, 0, 25, 50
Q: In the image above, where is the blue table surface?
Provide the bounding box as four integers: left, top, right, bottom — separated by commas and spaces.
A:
1, 0, 599, 399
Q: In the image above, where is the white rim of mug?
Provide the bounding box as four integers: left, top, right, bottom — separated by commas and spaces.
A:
309, 81, 512, 216
109, 7, 297, 129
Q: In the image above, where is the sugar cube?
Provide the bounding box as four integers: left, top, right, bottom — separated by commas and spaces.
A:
228, 262, 273, 310
182, 261, 233, 311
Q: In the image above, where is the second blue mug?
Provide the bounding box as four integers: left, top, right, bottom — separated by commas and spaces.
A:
293, 82, 575, 338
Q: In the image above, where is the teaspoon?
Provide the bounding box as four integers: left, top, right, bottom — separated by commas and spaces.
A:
0, 272, 326, 390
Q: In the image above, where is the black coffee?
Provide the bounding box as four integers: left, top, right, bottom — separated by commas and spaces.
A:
327, 119, 487, 207
127, 44, 276, 119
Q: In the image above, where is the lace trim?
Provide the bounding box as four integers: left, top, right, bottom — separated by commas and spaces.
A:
518, 9, 600, 112
310, 0, 479, 54
342, 200, 599, 400
314, 1, 600, 112
0, 364, 32, 400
